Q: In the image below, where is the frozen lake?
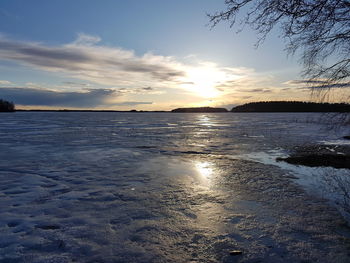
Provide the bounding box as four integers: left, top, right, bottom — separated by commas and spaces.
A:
0, 112, 349, 262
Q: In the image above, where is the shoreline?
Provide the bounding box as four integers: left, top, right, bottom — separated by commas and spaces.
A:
276, 145, 350, 169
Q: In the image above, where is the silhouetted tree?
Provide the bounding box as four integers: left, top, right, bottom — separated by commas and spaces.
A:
231, 101, 350, 112
0, 99, 15, 112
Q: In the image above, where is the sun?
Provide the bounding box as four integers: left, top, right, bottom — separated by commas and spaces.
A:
182, 66, 226, 98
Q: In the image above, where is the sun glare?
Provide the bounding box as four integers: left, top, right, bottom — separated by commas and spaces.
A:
195, 161, 213, 180
182, 67, 227, 98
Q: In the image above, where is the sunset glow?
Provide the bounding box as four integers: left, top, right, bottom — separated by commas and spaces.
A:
0, 0, 335, 110
183, 66, 228, 98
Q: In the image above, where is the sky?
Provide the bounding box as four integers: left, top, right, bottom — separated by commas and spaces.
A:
0, 0, 322, 110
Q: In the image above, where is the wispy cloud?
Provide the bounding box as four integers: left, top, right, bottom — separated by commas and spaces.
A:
61, 81, 90, 87
72, 33, 101, 46
112, 101, 153, 106
285, 79, 350, 89
243, 88, 273, 93
0, 80, 12, 85
0, 34, 186, 88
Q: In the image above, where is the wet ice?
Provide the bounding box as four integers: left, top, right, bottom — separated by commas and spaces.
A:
0, 112, 349, 262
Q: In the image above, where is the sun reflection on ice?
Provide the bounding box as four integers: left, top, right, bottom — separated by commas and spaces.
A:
195, 161, 213, 185
197, 115, 214, 127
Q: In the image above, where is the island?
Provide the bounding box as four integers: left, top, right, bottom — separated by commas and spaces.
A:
0, 99, 15, 112
171, 107, 228, 113
231, 101, 350, 112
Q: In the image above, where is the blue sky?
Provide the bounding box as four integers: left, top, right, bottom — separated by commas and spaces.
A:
0, 0, 312, 110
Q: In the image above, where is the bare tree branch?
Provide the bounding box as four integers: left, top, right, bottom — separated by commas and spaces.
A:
209, 0, 350, 99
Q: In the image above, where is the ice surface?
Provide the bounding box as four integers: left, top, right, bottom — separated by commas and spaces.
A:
319, 139, 350, 145
233, 149, 350, 221
0, 112, 349, 262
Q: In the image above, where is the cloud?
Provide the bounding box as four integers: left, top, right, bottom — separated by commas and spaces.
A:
142, 87, 153, 91
0, 34, 257, 94
72, 33, 101, 46
0, 80, 12, 85
0, 34, 301, 108
0, 35, 186, 88
62, 81, 90, 87
215, 73, 276, 93
244, 88, 273, 93
112, 101, 153, 106
285, 79, 350, 89
0, 87, 119, 107
117, 86, 162, 95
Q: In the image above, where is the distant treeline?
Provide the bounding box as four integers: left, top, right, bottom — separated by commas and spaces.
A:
172, 107, 228, 113
0, 99, 15, 112
231, 101, 350, 112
